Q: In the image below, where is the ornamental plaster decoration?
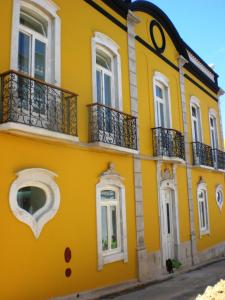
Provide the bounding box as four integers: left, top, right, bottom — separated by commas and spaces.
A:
99, 162, 124, 184
9, 168, 60, 239
160, 168, 173, 182
215, 185, 224, 212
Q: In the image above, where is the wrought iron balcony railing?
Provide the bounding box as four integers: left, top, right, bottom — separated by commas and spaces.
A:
87, 103, 137, 150
152, 127, 185, 160
192, 142, 214, 167
0, 70, 78, 136
212, 148, 225, 170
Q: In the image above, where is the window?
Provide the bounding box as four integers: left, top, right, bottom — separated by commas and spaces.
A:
215, 185, 223, 211
9, 168, 60, 239
197, 181, 210, 235
209, 112, 218, 150
11, 0, 61, 85
153, 72, 171, 128
190, 97, 202, 142
96, 163, 127, 270
92, 32, 122, 110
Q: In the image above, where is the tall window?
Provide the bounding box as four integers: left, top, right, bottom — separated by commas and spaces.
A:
92, 32, 122, 110
191, 103, 202, 142
11, 0, 61, 85
96, 163, 127, 270
96, 47, 114, 107
209, 114, 218, 150
197, 182, 210, 235
153, 72, 171, 128
18, 8, 48, 81
100, 188, 121, 254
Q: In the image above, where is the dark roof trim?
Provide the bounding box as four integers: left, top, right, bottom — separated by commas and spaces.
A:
129, 0, 189, 60
101, 0, 128, 18
184, 41, 219, 79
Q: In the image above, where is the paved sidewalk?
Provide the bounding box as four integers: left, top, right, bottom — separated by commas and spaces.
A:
103, 259, 225, 300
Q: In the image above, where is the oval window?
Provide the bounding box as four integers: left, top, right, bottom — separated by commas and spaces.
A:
17, 186, 46, 215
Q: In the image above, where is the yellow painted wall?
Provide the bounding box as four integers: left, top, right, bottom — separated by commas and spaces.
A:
0, 1, 137, 299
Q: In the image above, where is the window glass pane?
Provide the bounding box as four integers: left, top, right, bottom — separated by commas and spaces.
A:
166, 203, 170, 234
35, 39, 46, 81
18, 32, 30, 74
101, 190, 116, 201
104, 74, 112, 106
192, 106, 197, 117
156, 85, 163, 98
193, 120, 198, 141
110, 206, 118, 249
96, 51, 111, 70
159, 102, 165, 127
101, 206, 108, 251
96, 70, 102, 103
17, 186, 46, 215
200, 201, 205, 228
20, 11, 47, 36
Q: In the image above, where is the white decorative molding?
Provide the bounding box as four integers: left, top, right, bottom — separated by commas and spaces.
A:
208, 108, 217, 119
0, 122, 79, 144
96, 163, 127, 270
187, 50, 215, 82
215, 184, 224, 212
9, 168, 60, 239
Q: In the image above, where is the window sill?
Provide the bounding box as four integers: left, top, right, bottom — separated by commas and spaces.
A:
152, 155, 185, 164
0, 122, 79, 144
192, 164, 225, 173
89, 142, 138, 155
103, 252, 125, 264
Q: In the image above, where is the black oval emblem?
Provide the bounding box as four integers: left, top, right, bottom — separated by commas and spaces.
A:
150, 20, 166, 54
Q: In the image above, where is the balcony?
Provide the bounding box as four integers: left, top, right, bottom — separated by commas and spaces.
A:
212, 148, 225, 170
0, 70, 78, 142
192, 142, 214, 168
87, 103, 137, 153
152, 127, 185, 161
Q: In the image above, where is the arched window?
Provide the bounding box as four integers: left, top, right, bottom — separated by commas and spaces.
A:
92, 32, 122, 110
215, 185, 224, 211
190, 97, 202, 142
96, 163, 127, 270
197, 180, 210, 236
153, 72, 171, 128
11, 0, 61, 85
209, 109, 218, 150
9, 168, 60, 238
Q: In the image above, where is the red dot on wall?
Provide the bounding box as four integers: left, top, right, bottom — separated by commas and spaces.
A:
64, 247, 72, 263
65, 268, 72, 277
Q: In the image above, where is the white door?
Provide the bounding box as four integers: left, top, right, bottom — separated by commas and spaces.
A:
161, 188, 175, 261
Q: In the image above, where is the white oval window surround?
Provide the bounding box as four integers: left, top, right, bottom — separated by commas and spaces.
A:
10, 168, 60, 238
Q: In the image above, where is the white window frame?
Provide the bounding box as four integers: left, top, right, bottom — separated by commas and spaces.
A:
9, 168, 60, 239
208, 108, 218, 150
92, 32, 123, 111
215, 184, 224, 212
96, 164, 127, 270
11, 0, 61, 85
190, 96, 203, 142
153, 71, 172, 128
197, 181, 210, 236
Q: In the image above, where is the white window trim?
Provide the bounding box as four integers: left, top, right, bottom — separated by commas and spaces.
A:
96, 163, 128, 270
190, 96, 203, 142
11, 0, 61, 86
9, 168, 60, 239
197, 181, 210, 236
92, 32, 123, 111
208, 108, 219, 149
215, 184, 224, 212
153, 71, 172, 128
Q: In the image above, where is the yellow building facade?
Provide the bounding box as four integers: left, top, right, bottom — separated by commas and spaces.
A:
0, 0, 224, 299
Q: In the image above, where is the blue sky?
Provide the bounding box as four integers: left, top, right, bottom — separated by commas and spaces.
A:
137, 0, 225, 133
